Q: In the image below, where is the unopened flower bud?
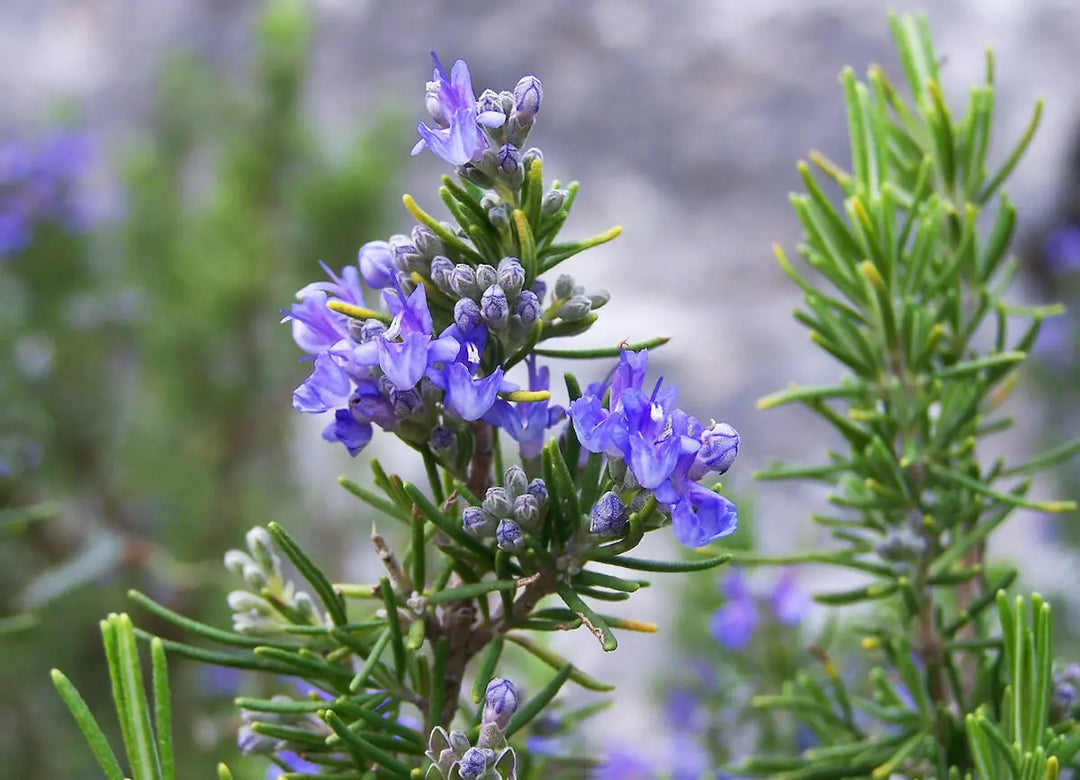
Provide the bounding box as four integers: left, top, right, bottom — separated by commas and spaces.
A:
425, 82, 449, 126
497, 257, 525, 299
449, 730, 471, 758
228, 591, 275, 616
554, 274, 575, 300
483, 486, 514, 518
430, 425, 455, 457
242, 563, 268, 591
513, 493, 540, 530
531, 279, 547, 301
450, 265, 480, 299
454, 297, 484, 334
590, 491, 628, 537
458, 163, 495, 189
245, 527, 275, 571
411, 225, 444, 258
429, 254, 451, 289
475, 264, 498, 291
513, 75, 543, 118
522, 147, 543, 170
389, 386, 424, 418
515, 290, 540, 325
503, 464, 528, 497
293, 591, 318, 622
480, 284, 509, 328
496, 519, 525, 553
587, 289, 611, 309
541, 189, 567, 216
463, 506, 497, 537
488, 206, 509, 228
357, 240, 396, 289
351, 318, 386, 344
394, 243, 426, 273
224, 549, 255, 577
690, 422, 739, 479
527, 478, 548, 510
476, 88, 503, 117
497, 144, 521, 176
483, 678, 518, 731
458, 747, 490, 779
557, 295, 592, 321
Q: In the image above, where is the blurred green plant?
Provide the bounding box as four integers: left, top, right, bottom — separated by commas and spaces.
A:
3, 1, 397, 776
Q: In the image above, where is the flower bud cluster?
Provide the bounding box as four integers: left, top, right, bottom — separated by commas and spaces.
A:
430, 255, 540, 349
464, 465, 548, 554
426, 678, 519, 780
224, 527, 325, 637
549, 273, 609, 323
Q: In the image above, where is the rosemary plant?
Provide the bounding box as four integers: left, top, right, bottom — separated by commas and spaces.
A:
49, 11, 1080, 780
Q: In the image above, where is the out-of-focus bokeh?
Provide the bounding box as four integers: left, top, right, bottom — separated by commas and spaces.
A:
4, 0, 1080, 775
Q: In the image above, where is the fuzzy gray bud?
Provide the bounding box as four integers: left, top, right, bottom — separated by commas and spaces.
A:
513, 75, 543, 118
224, 549, 255, 577
503, 464, 528, 497
463, 506, 497, 537
497, 257, 525, 299
245, 527, 276, 571
495, 519, 525, 553
450, 264, 480, 299
483, 486, 514, 519
554, 274, 576, 300
557, 295, 592, 321
475, 264, 498, 291
480, 284, 510, 328
587, 289, 611, 309
541, 189, 567, 216
513, 493, 540, 530
515, 290, 540, 325
590, 491, 628, 537
483, 678, 518, 731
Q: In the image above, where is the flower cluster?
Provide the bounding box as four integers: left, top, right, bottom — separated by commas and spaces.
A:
568, 348, 740, 547
413, 51, 542, 184
0, 131, 91, 258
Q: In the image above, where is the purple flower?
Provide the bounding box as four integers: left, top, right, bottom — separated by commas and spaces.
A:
590, 491, 628, 536
1044, 226, 1080, 274
444, 363, 506, 421
267, 752, 322, 779
358, 240, 397, 289
321, 408, 374, 456
710, 569, 759, 650
483, 358, 564, 459
670, 482, 738, 548
567, 349, 740, 547
597, 751, 655, 780
769, 569, 810, 626
292, 352, 352, 413
412, 53, 505, 166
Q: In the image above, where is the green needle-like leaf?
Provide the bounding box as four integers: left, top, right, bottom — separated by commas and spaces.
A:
51, 669, 125, 780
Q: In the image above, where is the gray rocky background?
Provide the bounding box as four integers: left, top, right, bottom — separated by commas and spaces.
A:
9, 0, 1080, 759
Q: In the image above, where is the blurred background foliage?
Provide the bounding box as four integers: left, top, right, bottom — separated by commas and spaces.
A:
0, 2, 397, 776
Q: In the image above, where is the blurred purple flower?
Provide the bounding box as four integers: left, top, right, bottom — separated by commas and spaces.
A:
267, 752, 322, 778
597, 751, 655, 780
710, 569, 759, 650
1044, 226, 1080, 274
1032, 316, 1074, 371
769, 569, 811, 626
